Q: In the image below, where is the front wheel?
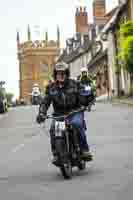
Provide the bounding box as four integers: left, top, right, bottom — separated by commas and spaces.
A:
77, 160, 86, 170
88, 104, 91, 112
60, 161, 72, 179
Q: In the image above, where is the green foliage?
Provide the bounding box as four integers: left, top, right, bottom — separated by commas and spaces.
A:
114, 55, 122, 72
48, 71, 52, 81
0, 87, 6, 98
122, 36, 133, 73
129, 84, 133, 95
6, 93, 14, 104
119, 21, 133, 73
120, 21, 133, 38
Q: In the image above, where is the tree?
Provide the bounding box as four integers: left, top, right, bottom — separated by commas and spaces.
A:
6, 93, 14, 104
119, 21, 133, 95
0, 82, 14, 106
120, 21, 133, 37
0, 87, 6, 98
0, 81, 6, 97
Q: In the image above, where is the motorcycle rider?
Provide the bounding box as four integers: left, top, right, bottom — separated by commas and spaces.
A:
78, 67, 93, 86
36, 62, 92, 163
31, 83, 41, 105
77, 67, 95, 106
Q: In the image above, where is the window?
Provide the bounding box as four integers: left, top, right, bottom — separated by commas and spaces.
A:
40, 62, 48, 73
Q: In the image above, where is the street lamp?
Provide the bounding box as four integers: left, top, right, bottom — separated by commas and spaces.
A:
0, 81, 5, 87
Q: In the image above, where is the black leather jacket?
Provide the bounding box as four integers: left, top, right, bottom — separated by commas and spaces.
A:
39, 79, 80, 115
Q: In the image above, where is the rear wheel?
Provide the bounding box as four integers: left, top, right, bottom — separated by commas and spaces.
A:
77, 160, 86, 170
88, 105, 91, 112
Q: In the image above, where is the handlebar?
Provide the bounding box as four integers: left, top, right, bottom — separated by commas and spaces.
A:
46, 106, 87, 120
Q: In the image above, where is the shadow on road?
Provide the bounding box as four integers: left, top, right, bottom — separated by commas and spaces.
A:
0, 165, 101, 184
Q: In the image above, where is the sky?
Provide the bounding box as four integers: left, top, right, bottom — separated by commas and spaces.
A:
0, 0, 118, 98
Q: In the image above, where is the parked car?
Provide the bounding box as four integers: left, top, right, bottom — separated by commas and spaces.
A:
0, 94, 8, 113
18, 98, 27, 106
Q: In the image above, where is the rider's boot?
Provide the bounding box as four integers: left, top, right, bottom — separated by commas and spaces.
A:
82, 151, 93, 161
81, 148, 93, 161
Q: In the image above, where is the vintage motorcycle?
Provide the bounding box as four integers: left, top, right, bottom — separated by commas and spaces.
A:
44, 107, 91, 179
31, 92, 41, 105
31, 84, 41, 105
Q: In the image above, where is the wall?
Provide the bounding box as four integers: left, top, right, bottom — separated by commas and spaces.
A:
18, 46, 60, 103
69, 51, 92, 79
70, 57, 82, 79
107, 32, 117, 95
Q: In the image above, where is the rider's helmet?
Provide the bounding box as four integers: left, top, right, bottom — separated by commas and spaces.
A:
80, 67, 88, 77
80, 67, 88, 73
53, 62, 70, 80
33, 83, 39, 87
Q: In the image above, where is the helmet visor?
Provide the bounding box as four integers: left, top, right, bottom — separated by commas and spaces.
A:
55, 62, 67, 72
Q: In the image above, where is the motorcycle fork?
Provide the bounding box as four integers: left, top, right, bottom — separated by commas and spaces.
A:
54, 129, 70, 164
64, 128, 70, 157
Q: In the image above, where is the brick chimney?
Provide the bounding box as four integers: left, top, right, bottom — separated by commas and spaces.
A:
75, 6, 89, 34
93, 0, 107, 25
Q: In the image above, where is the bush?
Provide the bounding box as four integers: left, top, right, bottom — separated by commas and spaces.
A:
119, 21, 133, 74
6, 93, 14, 104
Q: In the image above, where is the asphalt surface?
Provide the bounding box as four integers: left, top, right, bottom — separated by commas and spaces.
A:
0, 103, 133, 200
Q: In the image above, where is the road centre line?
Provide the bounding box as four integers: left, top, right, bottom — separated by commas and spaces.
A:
12, 143, 25, 153
11, 132, 42, 153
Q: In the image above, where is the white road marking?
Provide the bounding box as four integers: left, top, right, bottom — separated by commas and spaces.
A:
12, 143, 25, 153
11, 133, 42, 153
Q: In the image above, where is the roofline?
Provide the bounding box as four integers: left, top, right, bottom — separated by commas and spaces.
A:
105, 6, 119, 17
87, 49, 108, 69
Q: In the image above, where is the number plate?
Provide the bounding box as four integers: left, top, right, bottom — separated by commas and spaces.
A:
85, 85, 91, 91
55, 121, 66, 137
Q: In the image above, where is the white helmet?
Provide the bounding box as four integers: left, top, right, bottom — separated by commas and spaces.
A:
33, 83, 39, 87
80, 67, 88, 73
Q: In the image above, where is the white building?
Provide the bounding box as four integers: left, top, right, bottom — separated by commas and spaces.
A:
101, 1, 131, 96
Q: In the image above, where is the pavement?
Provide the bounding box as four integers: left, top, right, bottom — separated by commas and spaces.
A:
96, 94, 133, 106
0, 104, 133, 200
112, 97, 133, 106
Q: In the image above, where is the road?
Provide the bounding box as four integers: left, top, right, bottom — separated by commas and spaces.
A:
0, 103, 133, 200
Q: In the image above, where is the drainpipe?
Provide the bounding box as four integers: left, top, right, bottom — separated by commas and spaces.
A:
114, 31, 121, 97
131, 0, 133, 20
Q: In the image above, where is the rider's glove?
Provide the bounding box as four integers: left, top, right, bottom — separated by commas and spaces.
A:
80, 105, 86, 111
36, 113, 46, 124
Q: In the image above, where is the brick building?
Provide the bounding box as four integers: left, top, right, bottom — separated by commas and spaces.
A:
17, 26, 60, 103
75, 6, 89, 34
93, 0, 108, 31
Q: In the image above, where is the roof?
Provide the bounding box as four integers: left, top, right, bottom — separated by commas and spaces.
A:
57, 41, 92, 64
105, 6, 119, 18
101, 1, 127, 35
87, 49, 107, 71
